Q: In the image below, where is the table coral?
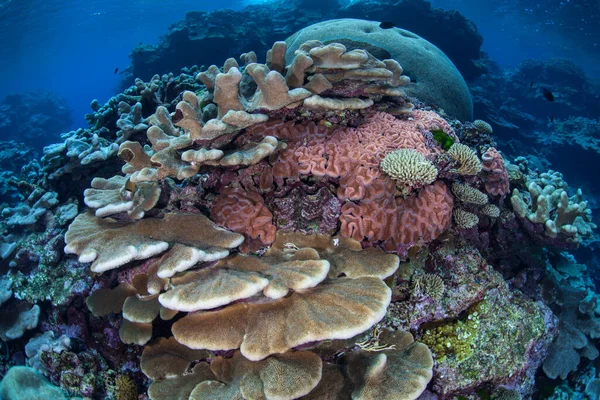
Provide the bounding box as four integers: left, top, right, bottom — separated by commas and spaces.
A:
64, 211, 243, 273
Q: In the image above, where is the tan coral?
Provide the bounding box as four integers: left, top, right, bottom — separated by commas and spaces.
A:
64, 211, 243, 273
266, 41, 287, 74
246, 63, 313, 111
189, 351, 322, 400
119, 319, 153, 346
122, 295, 160, 324
269, 231, 399, 279
172, 277, 391, 361
148, 363, 214, 400
345, 330, 433, 400
199, 136, 281, 167
159, 250, 330, 312
154, 243, 229, 279
303, 95, 374, 110
141, 337, 211, 381
213, 68, 246, 118
85, 282, 137, 317
84, 175, 161, 219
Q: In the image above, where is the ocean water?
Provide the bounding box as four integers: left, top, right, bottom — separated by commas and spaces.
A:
1, 0, 599, 399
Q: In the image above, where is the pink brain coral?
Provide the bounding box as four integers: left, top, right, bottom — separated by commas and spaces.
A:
210, 187, 276, 252
219, 110, 456, 250
341, 180, 453, 248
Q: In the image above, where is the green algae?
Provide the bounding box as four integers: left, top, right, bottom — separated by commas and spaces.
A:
421, 287, 548, 390
420, 300, 487, 362
431, 129, 455, 150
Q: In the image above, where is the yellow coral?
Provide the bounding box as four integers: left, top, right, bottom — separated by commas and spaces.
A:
381, 149, 438, 194
419, 302, 485, 362
453, 208, 479, 229
448, 143, 482, 175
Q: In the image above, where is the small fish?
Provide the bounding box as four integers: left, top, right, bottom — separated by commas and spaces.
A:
114, 67, 119, 74
550, 115, 555, 123
379, 21, 395, 29
543, 88, 555, 102
120, 178, 136, 200
529, 80, 534, 89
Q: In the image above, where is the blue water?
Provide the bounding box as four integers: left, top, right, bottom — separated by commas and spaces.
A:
0, 0, 243, 129
0, 0, 598, 131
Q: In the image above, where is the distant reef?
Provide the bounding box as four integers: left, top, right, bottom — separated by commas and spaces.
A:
0, 90, 72, 148
123, 0, 485, 87
470, 57, 600, 200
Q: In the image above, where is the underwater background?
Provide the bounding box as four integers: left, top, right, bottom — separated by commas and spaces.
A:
0, 0, 599, 398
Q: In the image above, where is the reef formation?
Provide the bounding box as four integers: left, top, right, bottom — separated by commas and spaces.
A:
0, 19, 598, 400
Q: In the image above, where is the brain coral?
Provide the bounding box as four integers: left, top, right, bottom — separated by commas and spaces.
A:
210, 186, 277, 252
341, 180, 453, 249
285, 19, 473, 120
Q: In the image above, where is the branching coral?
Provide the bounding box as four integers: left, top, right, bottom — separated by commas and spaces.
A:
510, 171, 596, 245
381, 149, 438, 195
451, 182, 488, 205
2, 188, 58, 226
453, 208, 480, 229
448, 143, 482, 175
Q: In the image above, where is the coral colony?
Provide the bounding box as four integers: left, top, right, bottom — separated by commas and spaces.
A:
0, 18, 598, 400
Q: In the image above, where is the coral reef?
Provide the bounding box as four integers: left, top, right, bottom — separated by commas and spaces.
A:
0, 20, 597, 400
0, 90, 72, 147
0, 366, 67, 400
